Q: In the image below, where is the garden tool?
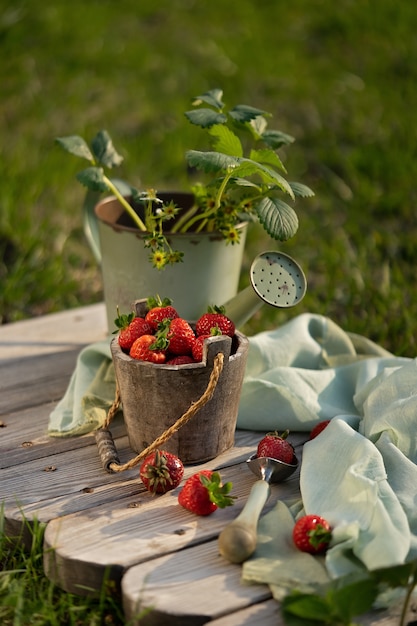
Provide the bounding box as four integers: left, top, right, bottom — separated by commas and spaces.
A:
218, 453, 298, 564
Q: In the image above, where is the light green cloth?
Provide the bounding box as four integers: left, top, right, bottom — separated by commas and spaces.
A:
242, 363, 417, 598
49, 338, 116, 436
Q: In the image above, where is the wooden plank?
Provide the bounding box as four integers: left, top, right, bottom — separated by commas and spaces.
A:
0, 406, 126, 469
122, 539, 416, 626
43, 436, 302, 596
121, 539, 273, 626
0, 303, 107, 361
0, 349, 83, 413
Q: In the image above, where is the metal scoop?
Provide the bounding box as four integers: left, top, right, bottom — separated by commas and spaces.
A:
224, 250, 307, 328
218, 453, 298, 564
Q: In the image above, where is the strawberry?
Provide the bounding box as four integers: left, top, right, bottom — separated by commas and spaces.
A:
139, 449, 184, 494
195, 305, 235, 338
129, 334, 167, 363
145, 295, 179, 330
256, 429, 295, 464
113, 308, 154, 352
166, 317, 196, 356
178, 470, 236, 516
292, 514, 332, 554
166, 355, 195, 365
309, 420, 331, 440
191, 327, 222, 362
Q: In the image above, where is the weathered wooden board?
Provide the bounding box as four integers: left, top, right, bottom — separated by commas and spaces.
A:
43, 436, 302, 596
0, 406, 126, 469
122, 521, 414, 626
0, 349, 84, 414
0, 303, 107, 361
121, 539, 273, 625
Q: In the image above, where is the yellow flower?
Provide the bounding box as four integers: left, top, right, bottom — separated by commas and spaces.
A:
151, 249, 168, 269
224, 227, 240, 244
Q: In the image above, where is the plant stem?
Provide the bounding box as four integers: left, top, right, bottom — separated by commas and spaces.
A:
214, 169, 234, 210
399, 579, 416, 626
102, 174, 147, 232
170, 203, 199, 233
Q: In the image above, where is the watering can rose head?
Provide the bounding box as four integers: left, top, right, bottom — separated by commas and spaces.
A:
56, 88, 314, 270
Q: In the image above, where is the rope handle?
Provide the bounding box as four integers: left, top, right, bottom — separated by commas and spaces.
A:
95, 352, 224, 473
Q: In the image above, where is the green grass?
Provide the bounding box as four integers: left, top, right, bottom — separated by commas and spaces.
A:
2, 0, 417, 356
0, 508, 127, 625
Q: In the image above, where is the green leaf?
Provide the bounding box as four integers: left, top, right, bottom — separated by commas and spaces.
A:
75, 167, 109, 192
282, 592, 333, 622
255, 196, 299, 240
91, 130, 123, 168
191, 88, 224, 110
186, 150, 240, 173
229, 104, 269, 124
243, 160, 295, 197
208, 125, 243, 157
184, 108, 228, 128
328, 578, 378, 621
249, 115, 268, 140
55, 135, 94, 162
372, 561, 417, 588
290, 181, 315, 198
262, 129, 295, 149
250, 148, 286, 173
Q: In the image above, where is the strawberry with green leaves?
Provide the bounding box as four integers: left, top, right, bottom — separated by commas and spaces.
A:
195, 305, 235, 338
257, 429, 295, 464
129, 334, 167, 363
166, 317, 196, 356
191, 327, 222, 362
139, 449, 184, 494
178, 470, 236, 516
113, 308, 153, 352
145, 295, 179, 330
292, 514, 332, 554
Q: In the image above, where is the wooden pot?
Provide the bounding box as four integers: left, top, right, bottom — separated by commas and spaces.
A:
110, 304, 249, 464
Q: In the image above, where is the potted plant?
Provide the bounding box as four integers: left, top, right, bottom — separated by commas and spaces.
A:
56, 88, 314, 327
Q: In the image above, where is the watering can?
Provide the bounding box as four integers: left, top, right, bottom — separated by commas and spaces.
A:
82, 187, 307, 329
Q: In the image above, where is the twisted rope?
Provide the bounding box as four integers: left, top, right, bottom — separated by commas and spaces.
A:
96, 352, 224, 473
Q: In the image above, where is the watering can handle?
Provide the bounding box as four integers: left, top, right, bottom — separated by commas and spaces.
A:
82, 179, 133, 265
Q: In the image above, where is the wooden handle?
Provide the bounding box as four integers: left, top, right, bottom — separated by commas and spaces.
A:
95, 428, 121, 473
218, 480, 270, 564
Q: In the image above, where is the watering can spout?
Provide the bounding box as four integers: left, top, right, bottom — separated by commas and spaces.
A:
223, 251, 308, 329
222, 286, 264, 329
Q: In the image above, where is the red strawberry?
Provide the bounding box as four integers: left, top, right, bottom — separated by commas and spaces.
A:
139, 449, 184, 494
129, 334, 167, 363
292, 514, 332, 554
145, 295, 179, 330
166, 355, 195, 365
113, 308, 154, 352
195, 305, 235, 338
191, 328, 222, 362
167, 317, 196, 356
178, 470, 236, 516
309, 420, 331, 440
257, 429, 295, 464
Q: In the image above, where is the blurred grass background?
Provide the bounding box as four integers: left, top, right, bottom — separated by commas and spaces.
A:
2, 0, 417, 356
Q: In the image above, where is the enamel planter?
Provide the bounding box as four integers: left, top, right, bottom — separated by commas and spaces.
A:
92, 192, 248, 330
